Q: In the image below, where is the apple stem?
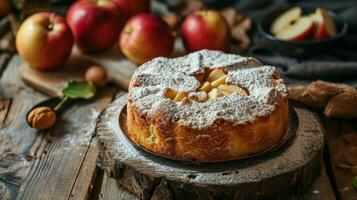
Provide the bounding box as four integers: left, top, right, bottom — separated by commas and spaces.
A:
48, 13, 56, 31
54, 96, 69, 112
48, 24, 53, 31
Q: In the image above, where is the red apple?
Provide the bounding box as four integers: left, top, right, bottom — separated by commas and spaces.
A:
113, 0, 150, 18
0, 0, 10, 16
16, 12, 74, 70
67, 0, 124, 53
99, 0, 127, 30
311, 8, 336, 40
181, 10, 231, 52
119, 13, 174, 64
270, 7, 302, 35
276, 17, 314, 41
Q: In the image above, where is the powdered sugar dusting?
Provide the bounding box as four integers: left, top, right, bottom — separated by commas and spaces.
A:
128, 50, 287, 129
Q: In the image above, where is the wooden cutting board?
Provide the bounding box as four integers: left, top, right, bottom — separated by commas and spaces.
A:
18, 45, 137, 97
18, 40, 186, 97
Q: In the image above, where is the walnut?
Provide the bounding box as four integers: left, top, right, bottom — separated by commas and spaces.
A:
27, 106, 56, 130
84, 65, 108, 87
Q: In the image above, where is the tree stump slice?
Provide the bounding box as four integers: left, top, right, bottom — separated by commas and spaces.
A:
97, 94, 324, 200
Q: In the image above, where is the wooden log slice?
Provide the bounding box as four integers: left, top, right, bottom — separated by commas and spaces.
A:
97, 94, 324, 200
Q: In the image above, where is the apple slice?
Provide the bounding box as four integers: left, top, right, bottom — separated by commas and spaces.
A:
208, 89, 224, 99
207, 69, 226, 82
311, 8, 337, 40
270, 7, 302, 35
188, 91, 208, 103
211, 75, 227, 88
217, 84, 248, 96
276, 17, 314, 41
199, 81, 212, 92
173, 91, 188, 102
164, 88, 177, 99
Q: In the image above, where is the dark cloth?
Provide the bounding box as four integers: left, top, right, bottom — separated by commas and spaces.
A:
204, 0, 357, 86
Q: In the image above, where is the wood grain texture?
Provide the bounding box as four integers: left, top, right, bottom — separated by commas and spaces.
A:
98, 173, 137, 200
1, 55, 25, 86
0, 99, 10, 125
0, 55, 47, 155
15, 86, 116, 200
0, 52, 11, 77
77, 46, 136, 91
96, 163, 335, 200
322, 116, 357, 200
298, 164, 336, 200
0, 17, 10, 37
18, 46, 137, 96
17, 39, 187, 96
0, 84, 45, 154
69, 138, 100, 200
0, 53, 118, 199
97, 95, 325, 200
0, 55, 48, 200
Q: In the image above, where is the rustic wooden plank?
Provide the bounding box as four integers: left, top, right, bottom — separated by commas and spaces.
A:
322, 116, 357, 200
0, 99, 10, 125
1, 52, 120, 199
0, 55, 46, 155
0, 54, 47, 200
0, 16, 10, 37
0, 52, 11, 77
0, 53, 12, 126
301, 164, 336, 200
322, 116, 343, 200
0, 31, 16, 52
1, 55, 25, 86
15, 86, 116, 200
69, 138, 99, 200
18, 54, 95, 97
18, 46, 137, 95
99, 173, 137, 200
18, 40, 186, 94
336, 120, 357, 200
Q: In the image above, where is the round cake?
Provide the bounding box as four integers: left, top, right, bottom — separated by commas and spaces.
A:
127, 50, 288, 161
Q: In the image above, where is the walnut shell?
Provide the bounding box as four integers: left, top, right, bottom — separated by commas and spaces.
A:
85, 65, 108, 87
27, 106, 56, 130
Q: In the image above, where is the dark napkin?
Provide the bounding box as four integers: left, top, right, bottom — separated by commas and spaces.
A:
205, 0, 357, 85
250, 0, 357, 85
248, 43, 357, 86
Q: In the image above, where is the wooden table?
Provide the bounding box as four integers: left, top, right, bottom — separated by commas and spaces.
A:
0, 50, 356, 200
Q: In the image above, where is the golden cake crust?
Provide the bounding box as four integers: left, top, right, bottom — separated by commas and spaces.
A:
126, 50, 288, 161
127, 98, 288, 161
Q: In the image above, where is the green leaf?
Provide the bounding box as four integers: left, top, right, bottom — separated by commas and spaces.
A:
353, 176, 357, 190
62, 80, 96, 100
